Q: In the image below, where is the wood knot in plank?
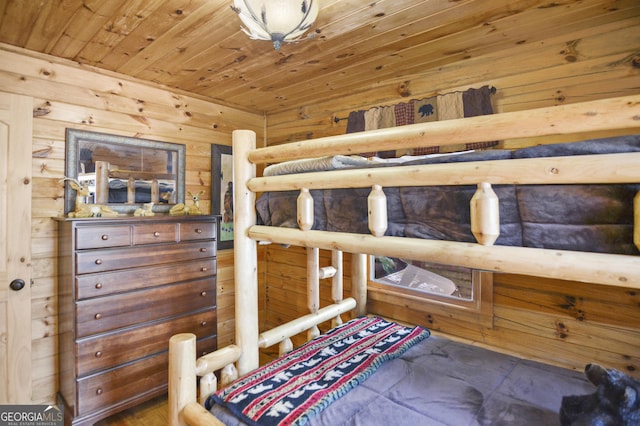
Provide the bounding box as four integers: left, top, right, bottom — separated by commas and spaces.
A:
398, 80, 411, 97
555, 320, 569, 339
33, 146, 53, 158
33, 107, 51, 117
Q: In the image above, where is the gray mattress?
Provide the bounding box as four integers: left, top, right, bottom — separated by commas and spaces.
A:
208, 334, 595, 425
256, 135, 640, 255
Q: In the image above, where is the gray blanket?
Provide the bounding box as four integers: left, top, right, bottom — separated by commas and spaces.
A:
256, 135, 640, 255
210, 335, 595, 425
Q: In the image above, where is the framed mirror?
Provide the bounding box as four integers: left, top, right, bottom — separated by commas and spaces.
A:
65, 129, 186, 215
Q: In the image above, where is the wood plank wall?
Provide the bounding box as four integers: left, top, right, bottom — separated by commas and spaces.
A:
266, 12, 639, 145
262, 17, 640, 378
0, 44, 264, 404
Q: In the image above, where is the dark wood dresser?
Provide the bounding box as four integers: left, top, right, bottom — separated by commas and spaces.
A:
55, 215, 218, 426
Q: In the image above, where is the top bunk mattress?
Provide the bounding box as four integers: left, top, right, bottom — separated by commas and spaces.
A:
256, 135, 640, 255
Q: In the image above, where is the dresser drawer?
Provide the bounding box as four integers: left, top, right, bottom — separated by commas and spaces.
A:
77, 351, 168, 416
196, 335, 218, 358
76, 336, 217, 416
76, 277, 216, 338
76, 240, 216, 274
76, 258, 216, 299
132, 222, 178, 245
181, 221, 216, 241
76, 309, 217, 376
76, 225, 131, 250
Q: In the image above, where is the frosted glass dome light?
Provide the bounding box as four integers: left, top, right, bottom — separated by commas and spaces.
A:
232, 0, 319, 50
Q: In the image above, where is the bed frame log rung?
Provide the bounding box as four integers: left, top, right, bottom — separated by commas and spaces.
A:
307, 247, 320, 313
470, 182, 500, 246
248, 152, 640, 193
248, 226, 640, 289
351, 253, 368, 317
258, 298, 357, 348
368, 184, 387, 237
199, 372, 216, 405
247, 95, 640, 164
319, 265, 337, 279
195, 344, 242, 376
279, 338, 293, 355
297, 188, 313, 230
331, 250, 343, 303
183, 401, 226, 426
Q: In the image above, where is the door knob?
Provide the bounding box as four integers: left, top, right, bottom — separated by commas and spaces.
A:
10, 279, 25, 291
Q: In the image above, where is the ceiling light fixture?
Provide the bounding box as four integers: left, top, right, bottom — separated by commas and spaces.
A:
231, 0, 319, 50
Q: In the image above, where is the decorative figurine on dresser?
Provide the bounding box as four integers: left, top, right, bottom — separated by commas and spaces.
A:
54, 215, 218, 425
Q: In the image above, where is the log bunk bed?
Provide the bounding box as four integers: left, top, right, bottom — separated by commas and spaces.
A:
169, 95, 640, 426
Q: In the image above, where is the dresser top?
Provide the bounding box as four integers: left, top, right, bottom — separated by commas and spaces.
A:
53, 214, 218, 223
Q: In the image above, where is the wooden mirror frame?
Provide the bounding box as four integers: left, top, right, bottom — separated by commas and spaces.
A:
64, 129, 186, 215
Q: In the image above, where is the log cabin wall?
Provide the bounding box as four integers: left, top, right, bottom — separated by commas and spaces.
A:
262, 17, 640, 377
266, 9, 639, 146
0, 44, 264, 404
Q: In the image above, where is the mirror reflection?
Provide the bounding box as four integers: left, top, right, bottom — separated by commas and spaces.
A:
65, 129, 186, 214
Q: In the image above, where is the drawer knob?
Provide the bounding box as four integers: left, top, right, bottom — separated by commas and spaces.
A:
95, 351, 102, 358
95, 259, 103, 265
96, 388, 103, 395
195, 228, 202, 234
95, 283, 103, 289
199, 248, 207, 253
101, 235, 109, 241
153, 231, 160, 237
95, 313, 102, 320
200, 267, 208, 272
200, 291, 207, 297
201, 321, 207, 327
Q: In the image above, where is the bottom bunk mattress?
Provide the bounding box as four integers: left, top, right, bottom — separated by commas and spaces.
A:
207, 318, 595, 426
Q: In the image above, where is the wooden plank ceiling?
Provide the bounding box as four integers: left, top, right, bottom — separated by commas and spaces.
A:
0, 0, 637, 114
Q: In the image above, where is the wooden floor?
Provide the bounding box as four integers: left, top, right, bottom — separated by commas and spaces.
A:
94, 395, 168, 426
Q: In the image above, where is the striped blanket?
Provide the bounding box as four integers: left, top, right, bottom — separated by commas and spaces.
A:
208, 316, 429, 426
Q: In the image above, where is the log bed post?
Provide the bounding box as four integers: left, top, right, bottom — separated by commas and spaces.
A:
351, 253, 368, 316
307, 247, 321, 340
233, 130, 259, 374
635, 191, 639, 251
331, 250, 344, 327
168, 333, 197, 426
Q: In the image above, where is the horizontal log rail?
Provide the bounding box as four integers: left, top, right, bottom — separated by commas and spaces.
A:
248, 95, 640, 164
195, 344, 242, 376
258, 298, 357, 348
247, 226, 640, 289
248, 152, 640, 192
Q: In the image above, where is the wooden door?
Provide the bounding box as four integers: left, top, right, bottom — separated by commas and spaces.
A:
0, 92, 33, 403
